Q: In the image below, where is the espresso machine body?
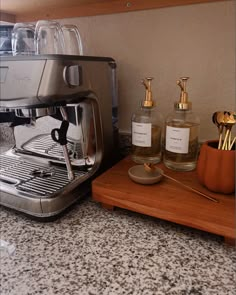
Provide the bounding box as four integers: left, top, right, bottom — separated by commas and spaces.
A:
0, 55, 118, 217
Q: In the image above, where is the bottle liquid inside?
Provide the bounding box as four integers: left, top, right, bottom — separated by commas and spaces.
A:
131, 124, 162, 164
163, 122, 199, 171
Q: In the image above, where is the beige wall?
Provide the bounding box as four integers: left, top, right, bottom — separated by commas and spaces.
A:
60, 0, 235, 142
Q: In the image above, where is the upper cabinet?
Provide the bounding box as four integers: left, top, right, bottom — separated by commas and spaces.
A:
0, 0, 226, 23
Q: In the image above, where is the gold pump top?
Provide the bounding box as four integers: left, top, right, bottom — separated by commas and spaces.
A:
174, 77, 192, 110
141, 77, 154, 108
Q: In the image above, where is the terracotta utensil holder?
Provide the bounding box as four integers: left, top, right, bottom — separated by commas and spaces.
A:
197, 140, 235, 194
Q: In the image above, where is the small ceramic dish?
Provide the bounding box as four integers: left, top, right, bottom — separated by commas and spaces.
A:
128, 165, 163, 185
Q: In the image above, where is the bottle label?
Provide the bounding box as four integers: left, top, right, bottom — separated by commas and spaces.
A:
165, 126, 190, 153
132, 122, 151, 147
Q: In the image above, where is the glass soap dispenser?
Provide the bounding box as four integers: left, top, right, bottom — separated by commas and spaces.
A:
131, 77, 163, 164
163, 77, 200, 171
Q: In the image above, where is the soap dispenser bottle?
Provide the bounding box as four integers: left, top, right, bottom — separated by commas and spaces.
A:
163, 77, 200, 171
131, 77, 163, 164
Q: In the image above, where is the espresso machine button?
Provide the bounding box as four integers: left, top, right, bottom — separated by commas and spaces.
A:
63, 65, 82, 87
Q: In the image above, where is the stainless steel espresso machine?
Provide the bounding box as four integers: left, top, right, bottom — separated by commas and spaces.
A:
0, 55, 118, 217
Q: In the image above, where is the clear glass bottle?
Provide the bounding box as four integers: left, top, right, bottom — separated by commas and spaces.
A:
163, 77, 200, 171
131, 77, 163, 164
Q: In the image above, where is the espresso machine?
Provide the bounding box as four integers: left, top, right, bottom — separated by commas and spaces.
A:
0, 54, 118, 217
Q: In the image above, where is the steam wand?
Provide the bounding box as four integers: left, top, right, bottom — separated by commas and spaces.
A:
51, 107, 75, 181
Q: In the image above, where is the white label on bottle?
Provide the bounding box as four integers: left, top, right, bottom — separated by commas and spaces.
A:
132, 122, 151, 147
165, 126, 190, 153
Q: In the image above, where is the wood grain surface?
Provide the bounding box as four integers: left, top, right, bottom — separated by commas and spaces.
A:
92, 156, 235, 245
0, 0, 225, 22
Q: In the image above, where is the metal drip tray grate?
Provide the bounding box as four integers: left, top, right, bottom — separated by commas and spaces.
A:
21, 134, 83, 161
0, 154, 86, 198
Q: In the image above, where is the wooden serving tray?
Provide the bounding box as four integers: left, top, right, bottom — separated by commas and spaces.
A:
92, 156, 235, 245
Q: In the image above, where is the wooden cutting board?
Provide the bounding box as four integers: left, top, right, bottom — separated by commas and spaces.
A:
92, 156, 235, 245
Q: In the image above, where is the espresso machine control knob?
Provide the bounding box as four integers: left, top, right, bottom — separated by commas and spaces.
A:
63, 65, 82, 87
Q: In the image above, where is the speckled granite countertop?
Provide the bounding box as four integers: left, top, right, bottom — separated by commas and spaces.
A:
0, 131, 235, 295
0, 197, 235, 295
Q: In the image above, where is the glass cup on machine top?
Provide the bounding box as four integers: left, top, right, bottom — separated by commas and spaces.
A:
35, 20, 65, 55
61, 24, 83, 55
11, 22, 35, 56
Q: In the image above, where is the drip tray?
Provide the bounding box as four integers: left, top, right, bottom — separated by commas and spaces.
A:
21, 134, 84, 162
0, 154, 86, 199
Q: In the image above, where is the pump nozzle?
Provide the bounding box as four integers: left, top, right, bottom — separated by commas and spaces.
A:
141, 77, 154, 107
175, 76, 192, 110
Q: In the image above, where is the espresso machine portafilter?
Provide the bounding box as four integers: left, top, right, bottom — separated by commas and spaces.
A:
0, 55, 118, 217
